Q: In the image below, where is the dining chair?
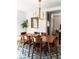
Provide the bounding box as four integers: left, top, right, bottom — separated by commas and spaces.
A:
20, 33, 29, 54
20, 32, 27, 43
41, 35, 58, 59
34, 32, 40, 35
47, 35, 59, 59
26, 36, 33, 57
41, 32, 48, 36
21, 32, 26, 35
31, 35, 42, 59
21, 34, 34, 57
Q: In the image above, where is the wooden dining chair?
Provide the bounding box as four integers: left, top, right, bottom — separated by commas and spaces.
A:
41, 32, 48, 36
20, 32, 27, 43
47, 35, 59, 59
27, 36, 34, 57
21, 35, 34, 57
41, 34, 59, 59
17, 32, 27, 45
20, 32, 33, 56
41, 35, 49, 56
21, 32, 26, 35
34, 32, 40, 35
31, 35, 42, 59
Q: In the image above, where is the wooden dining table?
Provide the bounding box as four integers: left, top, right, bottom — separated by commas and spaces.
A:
41, 35, 57, 43
17, 33, 59, 59
17, 33, 57, 44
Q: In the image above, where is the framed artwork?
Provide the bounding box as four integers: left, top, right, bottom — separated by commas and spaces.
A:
31, 17, 39, 28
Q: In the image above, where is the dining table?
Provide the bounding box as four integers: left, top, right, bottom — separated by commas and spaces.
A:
17, 33, 59, 59
17, 33, 58, 45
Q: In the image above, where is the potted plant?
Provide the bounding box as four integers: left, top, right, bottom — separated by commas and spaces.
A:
21, 20, 28, 32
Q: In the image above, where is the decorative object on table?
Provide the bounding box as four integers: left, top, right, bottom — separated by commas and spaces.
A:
21, 20, 28, 32
31, 17, 39, 28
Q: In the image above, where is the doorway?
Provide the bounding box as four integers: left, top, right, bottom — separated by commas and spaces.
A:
46, 10, 61, 35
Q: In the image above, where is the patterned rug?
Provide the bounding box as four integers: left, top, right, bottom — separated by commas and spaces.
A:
17, 44, 61, 59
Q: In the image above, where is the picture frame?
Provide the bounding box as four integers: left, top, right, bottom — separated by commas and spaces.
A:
31, 17, 39, 28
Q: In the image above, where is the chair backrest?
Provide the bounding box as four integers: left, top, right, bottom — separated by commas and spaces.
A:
20, 32, 28, 43
41, 32, 48, 36
34, 32, 40, 35
47, 35, 57, 43
41, 35, 48, 42
21, 32, 26, 35
34, 35, 42, 43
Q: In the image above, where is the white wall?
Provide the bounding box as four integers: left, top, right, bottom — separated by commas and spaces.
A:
26, 11, 47, 33
17, 10, 47, 35
17, 10, 27, 35
17, 6, 61, 35
17, 0, 61, 35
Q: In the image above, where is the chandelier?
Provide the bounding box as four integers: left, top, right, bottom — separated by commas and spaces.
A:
33, 0, 44, 20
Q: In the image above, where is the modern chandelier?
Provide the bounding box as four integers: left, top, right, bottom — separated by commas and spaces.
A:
33, 0, 44, 20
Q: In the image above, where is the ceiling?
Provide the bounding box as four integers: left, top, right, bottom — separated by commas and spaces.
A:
17, 0, 61, 12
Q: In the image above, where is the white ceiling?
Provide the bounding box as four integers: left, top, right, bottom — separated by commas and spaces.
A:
17, 0, 61, 12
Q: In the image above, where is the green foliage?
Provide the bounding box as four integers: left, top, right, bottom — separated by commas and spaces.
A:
21, 20, 28, 29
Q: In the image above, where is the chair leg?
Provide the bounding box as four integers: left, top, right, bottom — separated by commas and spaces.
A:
50, 49, 53, 59
22, 44, 24, 54
31, 46, 34, 59
39, 44, 42, 59
28, 44, 31, 57
56, 46, 58, 59
48, 43, 52, 59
